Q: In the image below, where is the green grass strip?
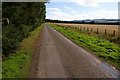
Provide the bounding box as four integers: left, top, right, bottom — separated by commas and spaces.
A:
49, 24, 120, 69
2, 25, 43, 78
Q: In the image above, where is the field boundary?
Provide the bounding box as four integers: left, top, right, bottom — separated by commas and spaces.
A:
55, 23, 119, 44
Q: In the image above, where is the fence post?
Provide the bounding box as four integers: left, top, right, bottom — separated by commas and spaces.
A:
84, 27, 85, 31
105, 29, 107, 35
112, 30, 116, 37
96, 28, 98, 34
80, 27, 82, 31
91, 28, 93, 32
87, 27, 89, 31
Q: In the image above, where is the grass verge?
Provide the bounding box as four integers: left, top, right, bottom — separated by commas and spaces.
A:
2, 25, 43, 78
49, 23, 120, 70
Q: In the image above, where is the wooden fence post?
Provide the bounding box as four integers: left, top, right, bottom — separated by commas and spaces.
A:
105, 29, 107, 35
96, 28, 98, 34
87, 27, 89, 31
84, 27, 85, 31
91, 28, 93, 32
112, 30, 116, 37
80, 27, 82, 31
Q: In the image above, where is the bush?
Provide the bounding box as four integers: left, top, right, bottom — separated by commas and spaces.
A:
2, 2, 46, 56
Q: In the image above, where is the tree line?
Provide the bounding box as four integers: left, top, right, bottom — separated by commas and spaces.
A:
46, 19, 120, 25
2, 2, 46, 56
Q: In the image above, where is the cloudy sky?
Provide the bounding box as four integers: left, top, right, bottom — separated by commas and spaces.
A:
46, 0, 119, 21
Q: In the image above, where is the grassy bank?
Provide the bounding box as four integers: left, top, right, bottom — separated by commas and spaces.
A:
2, 25, 43, 78
49, 24, 120, 69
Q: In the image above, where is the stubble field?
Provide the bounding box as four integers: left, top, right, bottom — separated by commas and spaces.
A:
55, 23, 119, 37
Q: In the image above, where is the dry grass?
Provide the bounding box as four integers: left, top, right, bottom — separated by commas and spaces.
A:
55, 23, 119, 37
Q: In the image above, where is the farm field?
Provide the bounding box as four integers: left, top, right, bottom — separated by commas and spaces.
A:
55, 23, 119, 37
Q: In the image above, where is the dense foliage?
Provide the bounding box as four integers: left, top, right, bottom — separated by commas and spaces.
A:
2, 2, 46, 56
3, 25, 43, 78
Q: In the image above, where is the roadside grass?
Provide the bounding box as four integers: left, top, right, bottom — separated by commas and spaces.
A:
49, 24, 120, 69
56, 24, 119, 44
2, 25, 43, 78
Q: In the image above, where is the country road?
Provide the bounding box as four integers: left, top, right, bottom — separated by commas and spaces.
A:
34, 24, 119, 78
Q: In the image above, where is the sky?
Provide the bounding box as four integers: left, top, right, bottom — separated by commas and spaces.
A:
46, 0, 119, 21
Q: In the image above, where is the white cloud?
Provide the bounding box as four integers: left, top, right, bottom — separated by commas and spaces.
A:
97, 0, 119, 3
50, 0, 69, 2
71, 0, 99, 7
64, 6, 71, 10
46, 7, 118, 20
50, 0, 119, 7
46, 8, 77, 21
47, 8, 60, 11
64, 6, 76, 14
51, 0, 119, 2
80, 10, 118, 19
70, 0, 119, 7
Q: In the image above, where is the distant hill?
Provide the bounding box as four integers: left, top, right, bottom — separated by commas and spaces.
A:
46, 19, 120, 25
73, 19, 120, 24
